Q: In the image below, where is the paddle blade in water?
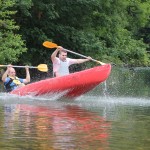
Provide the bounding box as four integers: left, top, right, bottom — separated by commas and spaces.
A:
43, 41, 58, 48
37, 64, 48, 72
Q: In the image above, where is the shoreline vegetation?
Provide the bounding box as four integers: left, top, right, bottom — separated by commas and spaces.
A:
0, 0, 150, 68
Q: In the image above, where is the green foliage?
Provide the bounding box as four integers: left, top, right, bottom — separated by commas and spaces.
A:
1, 0, 150, 66
15, 0, 33, 17
105, 28, 149, 66
0, 0, 27, 64
87, 0, 150, 66
0, 31, 27, 63
126, 0, 150, 32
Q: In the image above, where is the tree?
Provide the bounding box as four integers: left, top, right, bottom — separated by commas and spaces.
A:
0, 0, 27, 64
14, 0, 150, 66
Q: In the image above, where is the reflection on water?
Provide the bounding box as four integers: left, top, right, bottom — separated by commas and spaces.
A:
1, 102, 111, 150
0, 93, 150, 150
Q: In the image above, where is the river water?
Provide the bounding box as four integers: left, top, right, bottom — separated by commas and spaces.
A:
0, 66, 150, 150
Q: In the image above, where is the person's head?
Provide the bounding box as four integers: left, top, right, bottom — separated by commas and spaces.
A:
8, 68, 16, 77
59, 50, 67, 61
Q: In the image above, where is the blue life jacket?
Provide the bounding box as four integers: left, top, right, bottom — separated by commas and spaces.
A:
4, 76, 23, 92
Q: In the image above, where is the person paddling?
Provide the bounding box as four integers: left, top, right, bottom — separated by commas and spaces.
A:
51, 46, 92, 77
1, 65, 30, 92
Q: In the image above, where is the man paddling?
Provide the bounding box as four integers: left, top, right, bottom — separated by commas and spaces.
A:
1, 65, 30, 92
51, 46, 92, 77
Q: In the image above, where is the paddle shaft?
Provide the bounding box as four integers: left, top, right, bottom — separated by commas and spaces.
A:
63, 48, 100, 63
43, 41, 105, 65
0, 65, 37, 69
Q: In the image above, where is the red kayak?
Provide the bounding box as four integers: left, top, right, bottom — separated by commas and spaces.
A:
10, 64, 111, 98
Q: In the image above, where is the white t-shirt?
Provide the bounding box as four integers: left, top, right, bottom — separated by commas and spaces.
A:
52, 57, 77, 77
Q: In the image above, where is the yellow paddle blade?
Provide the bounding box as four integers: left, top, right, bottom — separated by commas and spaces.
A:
37, 64, 48, 72
43, 41, 58, 48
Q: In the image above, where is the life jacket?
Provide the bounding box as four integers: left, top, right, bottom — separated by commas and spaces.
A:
4, 76, 22, 92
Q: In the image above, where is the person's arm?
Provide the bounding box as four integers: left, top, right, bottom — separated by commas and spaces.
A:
23, 66, 30, 84
76, 56, 92, 64
1, 65, 12, 82
51, 46, 63, 62
2, 69, 9, 82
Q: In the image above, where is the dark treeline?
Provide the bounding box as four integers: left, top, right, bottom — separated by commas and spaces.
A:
0, 0, 150, 67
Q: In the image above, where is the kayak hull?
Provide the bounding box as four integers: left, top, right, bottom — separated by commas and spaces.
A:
10, 64, 111, 98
